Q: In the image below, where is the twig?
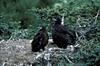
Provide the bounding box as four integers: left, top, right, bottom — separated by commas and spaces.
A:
94, 10, 99, 24
0, 40, 4, 44
75, 15, 82, 41
2, 61, 8, 66
61, 13, 65, 25
63, 55, 74, 64
76, 15, 81, 27
87, 10, 100, 32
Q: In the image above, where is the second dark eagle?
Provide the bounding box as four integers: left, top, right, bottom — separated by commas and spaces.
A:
52, 16, 76, 49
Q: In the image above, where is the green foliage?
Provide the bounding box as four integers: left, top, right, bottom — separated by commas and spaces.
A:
72, 39, 100, 66
0, 16, 20, 40
0, 0, 100, 39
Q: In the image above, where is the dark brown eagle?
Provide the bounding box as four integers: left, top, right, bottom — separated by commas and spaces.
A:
31, 26, 48, 52
52, 16, 76, 49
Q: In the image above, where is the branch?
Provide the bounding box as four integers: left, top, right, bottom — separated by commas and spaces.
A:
94, 10, 100, 24
76, 15, 81, 27
61, 13, 65, 25
64, 55, 74, 64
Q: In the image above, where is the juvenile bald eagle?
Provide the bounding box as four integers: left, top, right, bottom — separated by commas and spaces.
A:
31, 26, 48, 52
52, 16, 76, 49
